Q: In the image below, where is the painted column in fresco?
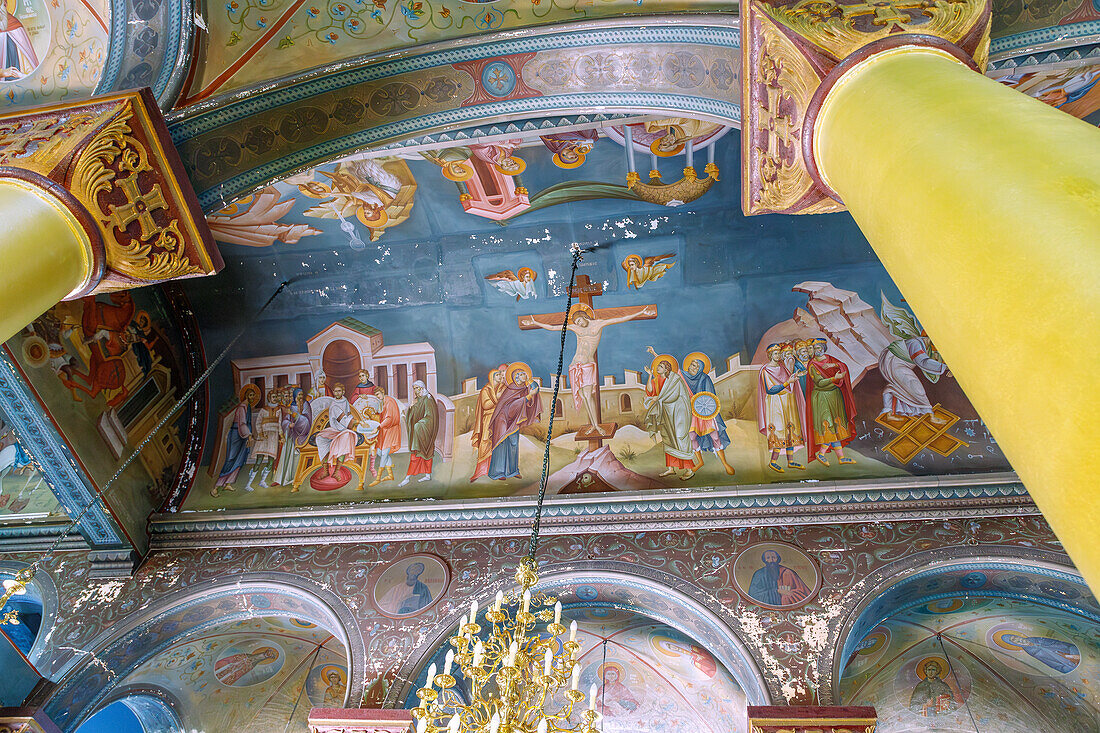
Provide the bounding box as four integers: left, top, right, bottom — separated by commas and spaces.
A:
0, 89, 222, 342
740, 0, 1100, 592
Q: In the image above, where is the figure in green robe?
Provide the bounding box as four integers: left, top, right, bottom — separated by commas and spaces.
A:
400, 380, 438, 486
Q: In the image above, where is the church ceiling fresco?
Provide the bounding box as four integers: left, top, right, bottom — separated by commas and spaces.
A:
840, 597, 1100, 731
179, 1, 732, 105
85, 615, 348, 732
0, 411, 63, 519
409, 608, 747, 732
0, 0, 110, 108
2, 286, 203, 551
17, 516, 1068, 717
175, 118, 1013, 513
992, 60, 1100, 120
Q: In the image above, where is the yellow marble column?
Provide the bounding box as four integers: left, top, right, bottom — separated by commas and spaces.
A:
0, 174, 102, 342
812, 45, 1100, 587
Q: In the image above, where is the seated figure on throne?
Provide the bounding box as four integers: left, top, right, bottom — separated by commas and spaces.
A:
315, 383, 360, 477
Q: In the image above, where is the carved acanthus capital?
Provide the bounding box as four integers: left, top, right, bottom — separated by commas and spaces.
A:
0, 89, 222, 294
741, 0, 991, 215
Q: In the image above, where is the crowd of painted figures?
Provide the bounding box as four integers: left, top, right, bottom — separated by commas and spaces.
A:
211, 370, 441, 496
757, 338, 857, 474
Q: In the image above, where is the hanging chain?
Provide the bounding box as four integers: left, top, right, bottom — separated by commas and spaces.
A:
21, 279, 294, 579
527, 244, 582, 562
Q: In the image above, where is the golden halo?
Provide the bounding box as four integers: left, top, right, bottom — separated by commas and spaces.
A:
505, 361, 533, 386
239, 383, 262, 404
683, 351, 711, 374
487, 364, 508, 384
598, 661, 626, 680
442, 161, 474, 182
621, 254, 643, 271
651, 354, 679, 375
552, 151, 585, 169
992, 629, 1027, 651
915, 656, 949, 680
495, 156, 526, 176
318, 664, 347, 683
517, 267, 537, 281
568, 303, 595, 322
21, 336, 49, 368
858, 630, 888, 655
650, 137, 684, 158
356, 206, 389, 227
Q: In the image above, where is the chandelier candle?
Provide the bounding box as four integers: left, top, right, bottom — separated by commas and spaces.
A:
411, 558, 602, 733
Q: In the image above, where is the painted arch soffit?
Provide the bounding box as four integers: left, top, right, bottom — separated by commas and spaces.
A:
820, 546, 1093, 703
43, 573, 368, 729
166, 16, 744, 211
0, 0, 195, 112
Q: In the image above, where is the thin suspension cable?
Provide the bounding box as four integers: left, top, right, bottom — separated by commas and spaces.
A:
937, 633, 980, 733
25, 279, 293, 576
527, 245, 582, 561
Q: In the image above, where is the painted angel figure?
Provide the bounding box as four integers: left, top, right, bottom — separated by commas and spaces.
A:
485, 268, 537, 300
878, 293, 951, 421
296, 157, 416, 243
622, 253, 676, 289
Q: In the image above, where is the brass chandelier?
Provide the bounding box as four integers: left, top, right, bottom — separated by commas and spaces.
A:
412, 246, 600, 733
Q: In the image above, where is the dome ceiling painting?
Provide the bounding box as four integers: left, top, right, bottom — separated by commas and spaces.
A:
840, 595, 1100, 731
160, 117, 1019, 514
70, 615, 349, 732
407, 608, 748, 733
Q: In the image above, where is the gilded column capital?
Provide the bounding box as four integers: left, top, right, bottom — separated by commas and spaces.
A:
0, 89, 222, 294
740, 0, 992, 215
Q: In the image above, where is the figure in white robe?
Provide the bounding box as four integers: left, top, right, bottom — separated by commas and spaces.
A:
643, 355, 695, 479
879, 294, 950, 419
315, 384, 359, 475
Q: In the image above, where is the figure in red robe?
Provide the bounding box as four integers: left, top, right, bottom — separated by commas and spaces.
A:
64, 293, 136, 407
214, 647, 279, 686
803, 338, 857, 465
350, 369, 376, 401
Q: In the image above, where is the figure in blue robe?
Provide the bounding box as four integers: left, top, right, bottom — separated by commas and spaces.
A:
683, 359, 730, 452
397, 562, 433, 615
1004, 634, 1080, 674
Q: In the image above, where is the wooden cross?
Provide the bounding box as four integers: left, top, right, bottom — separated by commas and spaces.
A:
518, 273, 657, 450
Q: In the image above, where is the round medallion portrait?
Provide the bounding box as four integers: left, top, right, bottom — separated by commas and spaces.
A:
372, 554, 449, 619
732, 541, 821, 610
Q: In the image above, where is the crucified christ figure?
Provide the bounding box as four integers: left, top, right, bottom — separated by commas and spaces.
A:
521, 303, 655, 432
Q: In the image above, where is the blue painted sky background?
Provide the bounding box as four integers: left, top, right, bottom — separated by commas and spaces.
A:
185, 130, 907, 413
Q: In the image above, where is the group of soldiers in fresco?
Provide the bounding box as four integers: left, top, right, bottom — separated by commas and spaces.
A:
757, 338, 858, 473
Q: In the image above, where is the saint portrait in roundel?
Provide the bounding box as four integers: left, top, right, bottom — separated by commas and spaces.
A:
306, 663, 349, 707
733, 541, 821, 610
372, 554, 450, 618
0, 0, 49, 82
